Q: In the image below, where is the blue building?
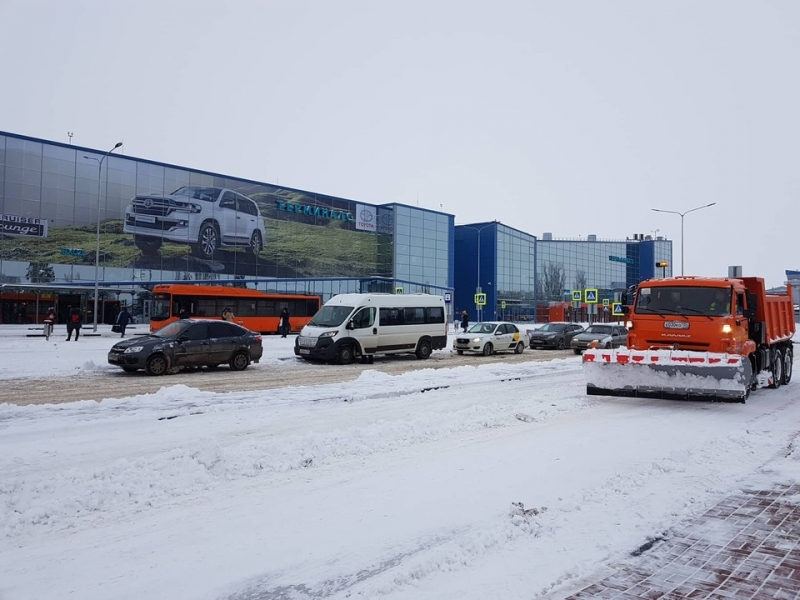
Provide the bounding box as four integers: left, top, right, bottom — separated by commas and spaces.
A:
455, 224, 673, 323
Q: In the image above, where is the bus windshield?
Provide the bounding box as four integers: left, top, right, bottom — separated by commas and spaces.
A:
151, 294, 172, 321
308, 305, 354, 328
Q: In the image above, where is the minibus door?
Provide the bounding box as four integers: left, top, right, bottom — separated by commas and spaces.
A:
348, 307, 378, 354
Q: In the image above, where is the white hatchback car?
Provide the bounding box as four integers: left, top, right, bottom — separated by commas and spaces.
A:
453, 321, 526, 356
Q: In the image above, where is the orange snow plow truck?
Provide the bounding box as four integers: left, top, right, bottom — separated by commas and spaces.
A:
582, 276, 795, 402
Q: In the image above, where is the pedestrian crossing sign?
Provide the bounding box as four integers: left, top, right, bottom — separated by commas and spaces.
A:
585, 289, 598, 304
612, 302, 624, 316
571, 290, 582, 302
395, 287, 404, 294
474, 293, 487, 306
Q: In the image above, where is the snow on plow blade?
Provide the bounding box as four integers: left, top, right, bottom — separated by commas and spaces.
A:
582, 349, 752, 402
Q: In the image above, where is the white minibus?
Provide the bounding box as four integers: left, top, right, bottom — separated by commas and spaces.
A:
294, 293, 448, 364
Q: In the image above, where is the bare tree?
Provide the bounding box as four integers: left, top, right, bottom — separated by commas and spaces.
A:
542, 262, 566, 301
574, 270, 587, 293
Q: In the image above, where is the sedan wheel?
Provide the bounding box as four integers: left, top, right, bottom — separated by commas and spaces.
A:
146, 354, 168, 376
229, 351, 250, 371
514, 342, 525, 354
483, 343, 493, 356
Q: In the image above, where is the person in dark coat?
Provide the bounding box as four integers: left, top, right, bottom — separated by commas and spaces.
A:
178, 305, 191, 319
116, 308, 133, 337
66, 305, 83, 341
460, 310, 469, 333
279, 307, 291, 337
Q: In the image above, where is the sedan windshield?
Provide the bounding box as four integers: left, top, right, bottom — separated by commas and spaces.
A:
584, 325, 612, 335
467, 323, 497, 334
536, 323, 567, 332
308, 305, 354, 328
153, 320, 191, 338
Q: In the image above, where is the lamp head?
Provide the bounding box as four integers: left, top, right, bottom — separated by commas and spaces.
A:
114, 142, 123, 149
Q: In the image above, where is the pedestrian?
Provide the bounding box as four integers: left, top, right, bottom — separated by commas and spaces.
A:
461, 310, 469, 333
44, 306, 57, 340
178, 305, 191, 319
278, 307, 291, 337
66, 305, 83, 341
116, 307, 133, 337
221, 307, 234, 322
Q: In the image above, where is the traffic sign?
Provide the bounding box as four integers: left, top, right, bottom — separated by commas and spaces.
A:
585, 288, 598, 304
501, 300, 506, 309
571, 290, 582, 302
444, 292, 451, 303
602, 298, 610, 307
474, 293, 487, 306
395, 287, 404, 294
612, 302, 624, 316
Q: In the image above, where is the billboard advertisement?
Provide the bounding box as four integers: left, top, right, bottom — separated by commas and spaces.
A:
0, 134, 395, 283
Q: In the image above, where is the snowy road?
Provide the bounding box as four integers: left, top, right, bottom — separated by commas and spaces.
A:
2, 338, 800, 600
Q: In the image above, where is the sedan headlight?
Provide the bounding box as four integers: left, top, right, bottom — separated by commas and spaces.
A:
472, 337, 483, 343
124, 346, 144, 353
320, 331, 338, 338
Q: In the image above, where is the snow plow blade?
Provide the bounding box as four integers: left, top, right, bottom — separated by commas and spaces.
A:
582, 349, 752, 403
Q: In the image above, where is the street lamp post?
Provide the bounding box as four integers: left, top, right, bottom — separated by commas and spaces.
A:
461, 222, 496, 322
651, 203, 716, 276
84, 142, 123, 332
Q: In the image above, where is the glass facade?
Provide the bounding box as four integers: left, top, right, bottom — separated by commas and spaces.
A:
0, 132, 454, 305
454, 222, 537, 322
456, 224, 673, 323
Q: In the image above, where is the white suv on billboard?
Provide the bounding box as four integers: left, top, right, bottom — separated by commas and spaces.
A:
124, 186, 266, 259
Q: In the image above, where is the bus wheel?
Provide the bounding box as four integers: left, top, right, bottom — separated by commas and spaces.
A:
415, 340, 432, 360
337, 345, 354, 365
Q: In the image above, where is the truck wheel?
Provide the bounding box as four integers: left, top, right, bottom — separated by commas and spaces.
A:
769, 348, 784, 389
193, 222, 219, 259
337, 344, 354, 365
415, 340, 432, 360
249, 231, 263, 256
135, 237, 162, 255
782, 347, 793, 385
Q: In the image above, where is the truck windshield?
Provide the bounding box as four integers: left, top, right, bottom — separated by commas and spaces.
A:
635, 286, 731, 316
308, 305, 354, 328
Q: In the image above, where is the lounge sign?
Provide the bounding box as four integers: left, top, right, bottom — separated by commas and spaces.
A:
275, 200, 354, 222
2, 213, 49, 238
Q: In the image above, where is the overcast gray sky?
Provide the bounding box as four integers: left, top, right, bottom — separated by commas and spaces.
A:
1, 0, 797, 288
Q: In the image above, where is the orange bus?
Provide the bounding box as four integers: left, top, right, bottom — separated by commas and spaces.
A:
150, 284, 321, 334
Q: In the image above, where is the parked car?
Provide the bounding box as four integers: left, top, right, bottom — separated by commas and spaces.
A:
527, 322, 584, 350
123, 186, 267, 259
453, 321, 526, 356
570, 324, 628, 354
107, 319, 263, 375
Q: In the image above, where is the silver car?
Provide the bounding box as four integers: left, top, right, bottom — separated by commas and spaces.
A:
570, 324, 628, 354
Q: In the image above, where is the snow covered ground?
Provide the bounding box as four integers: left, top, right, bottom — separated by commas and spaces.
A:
1, 324, 799, 600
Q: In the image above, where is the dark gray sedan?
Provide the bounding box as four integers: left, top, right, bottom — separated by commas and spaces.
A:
570, 324, 628, 354
528, 322, 584, 349
108, 319, 263, 375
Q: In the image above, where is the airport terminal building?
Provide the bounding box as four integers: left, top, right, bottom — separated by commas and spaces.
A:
1, 130, 673, 325
0, 131, 454, 322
